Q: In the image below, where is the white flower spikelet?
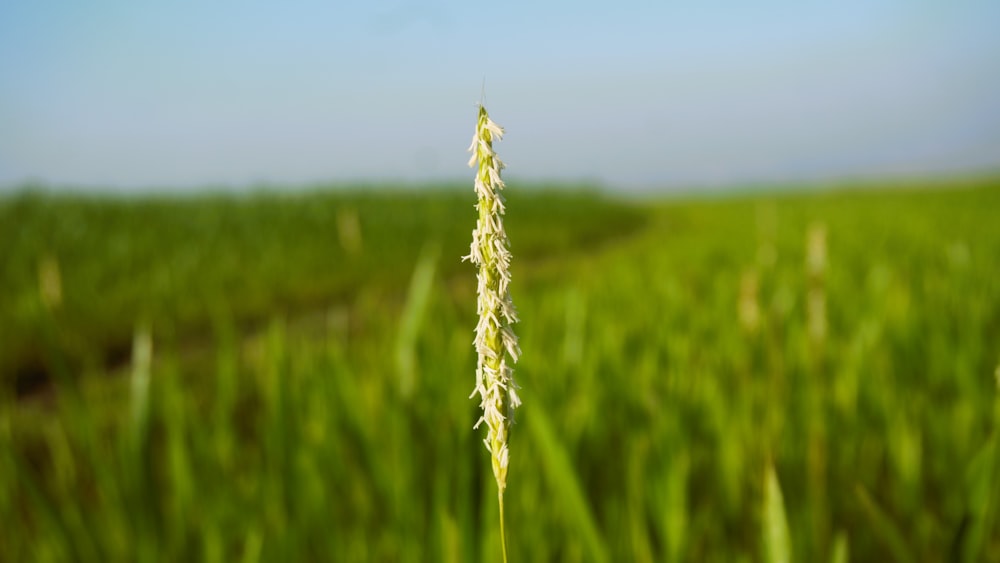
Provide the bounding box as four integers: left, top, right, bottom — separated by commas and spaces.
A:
465, 104, 521, 493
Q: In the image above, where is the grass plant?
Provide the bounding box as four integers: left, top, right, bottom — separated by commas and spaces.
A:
466, 104, 520, 562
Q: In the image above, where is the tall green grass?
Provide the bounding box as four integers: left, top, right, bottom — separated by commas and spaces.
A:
2, 178, 999, 561
0, 186, 642, 389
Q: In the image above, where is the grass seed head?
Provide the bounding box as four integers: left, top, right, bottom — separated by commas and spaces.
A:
466, 104, 520, 493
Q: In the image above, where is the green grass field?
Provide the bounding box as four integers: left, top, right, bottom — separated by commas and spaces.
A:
2, 177, 999, 561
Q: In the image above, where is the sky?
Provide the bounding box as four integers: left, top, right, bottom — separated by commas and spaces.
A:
1, 0, 999, 192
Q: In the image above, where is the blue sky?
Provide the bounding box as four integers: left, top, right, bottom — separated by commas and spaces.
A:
1, 1, 999, 191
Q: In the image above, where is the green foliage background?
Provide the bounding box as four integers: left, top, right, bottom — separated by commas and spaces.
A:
1, 178, 998, 561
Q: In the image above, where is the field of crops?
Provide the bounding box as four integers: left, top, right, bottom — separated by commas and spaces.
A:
1, 177, 999, 561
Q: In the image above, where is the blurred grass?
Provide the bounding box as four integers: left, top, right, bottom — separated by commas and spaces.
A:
2, 177, 1000, 561
0, 184, 643, 391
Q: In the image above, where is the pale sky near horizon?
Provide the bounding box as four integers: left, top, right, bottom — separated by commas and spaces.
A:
1, 1, 999, 192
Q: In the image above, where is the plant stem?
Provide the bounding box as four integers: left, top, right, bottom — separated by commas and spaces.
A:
499, 490, 509, 563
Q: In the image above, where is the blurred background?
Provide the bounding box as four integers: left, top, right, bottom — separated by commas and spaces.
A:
2, 2, 1000, 562
2, 0, 999, 191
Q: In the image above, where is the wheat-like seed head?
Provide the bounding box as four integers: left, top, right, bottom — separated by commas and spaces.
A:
465, 104, 521, 493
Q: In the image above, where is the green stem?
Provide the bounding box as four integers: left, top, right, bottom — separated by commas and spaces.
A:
499, 490, 509, 563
